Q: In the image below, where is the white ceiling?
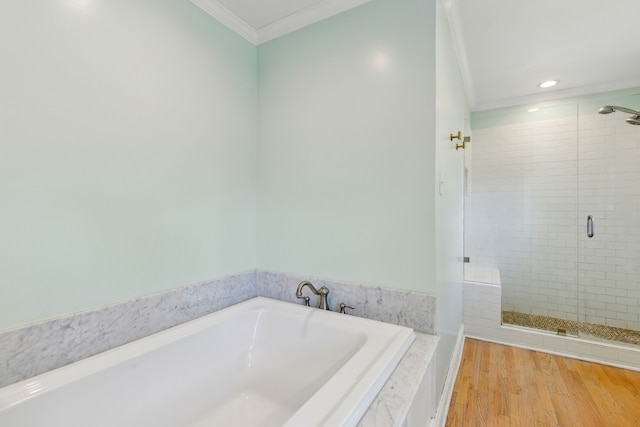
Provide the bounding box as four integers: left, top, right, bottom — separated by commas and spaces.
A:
192, 0, 640, 111
215, 0, 325, 29
447, 0, 640, 111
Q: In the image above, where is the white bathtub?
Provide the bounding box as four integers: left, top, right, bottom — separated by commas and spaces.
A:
0, 297, 415, 427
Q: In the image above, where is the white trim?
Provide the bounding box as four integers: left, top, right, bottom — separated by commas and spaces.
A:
466, 332, 640, 373
190, 0, 257, 45
472, 77, 640, 112
190, 0, 372, 46
434, 323, 465, 427
256, 0, 372, 45
443, 0, 476, 110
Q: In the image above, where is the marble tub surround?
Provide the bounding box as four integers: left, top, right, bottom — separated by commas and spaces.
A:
0, 271, 256, 388
257, 270, 436, 334
2, 269, 437, 389
358, 332, 439, 426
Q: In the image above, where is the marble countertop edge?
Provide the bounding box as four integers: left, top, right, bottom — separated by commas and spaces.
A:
359, 332, 439, 426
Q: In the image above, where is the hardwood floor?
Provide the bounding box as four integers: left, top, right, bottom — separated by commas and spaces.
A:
445, 338, 640, 427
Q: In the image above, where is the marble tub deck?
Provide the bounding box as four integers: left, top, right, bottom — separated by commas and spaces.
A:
359, 332, 438, 426
1, 270, 436, 389
1, 269, 438, 426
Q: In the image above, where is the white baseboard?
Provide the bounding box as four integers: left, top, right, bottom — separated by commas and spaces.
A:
433, 323, 465, 427
466, 332, 640, 373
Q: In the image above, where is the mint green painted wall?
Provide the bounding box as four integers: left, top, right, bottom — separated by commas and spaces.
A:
0, 0, 257, 330
256, 0, 437, 292
3, 0, 456, 331
471, 87, 640, 129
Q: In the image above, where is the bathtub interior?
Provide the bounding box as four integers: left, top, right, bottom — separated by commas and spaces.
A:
0, 298, 412, 427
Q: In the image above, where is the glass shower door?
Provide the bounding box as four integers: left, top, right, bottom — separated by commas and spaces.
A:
577, 93, 640, 346
466, 104, 580, 334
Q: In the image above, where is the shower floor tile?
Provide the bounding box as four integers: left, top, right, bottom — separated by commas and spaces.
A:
502, 310, 640, 346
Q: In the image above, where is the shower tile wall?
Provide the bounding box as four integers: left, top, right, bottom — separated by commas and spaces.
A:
467, 110, 640, 331
466, 116, 579, 321
578, 112, 640, 332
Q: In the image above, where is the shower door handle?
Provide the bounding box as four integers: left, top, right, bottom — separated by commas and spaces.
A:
587, 215, 594, 238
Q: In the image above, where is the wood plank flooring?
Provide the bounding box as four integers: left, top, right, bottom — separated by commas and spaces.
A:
445, 338, 640, 427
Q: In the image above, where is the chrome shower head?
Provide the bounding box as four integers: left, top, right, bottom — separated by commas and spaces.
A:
626, 115, 640, 125
598, 105, 640, 126
598, 105, 640, 115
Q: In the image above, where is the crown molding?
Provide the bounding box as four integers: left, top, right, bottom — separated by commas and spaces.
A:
256, 0, 371, 45
190, 0, 257, 45
443, 0, 476, 110
191, 0, 371, 46
472, 78, 640, 112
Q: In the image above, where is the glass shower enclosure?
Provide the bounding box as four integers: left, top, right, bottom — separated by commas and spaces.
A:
465, 89, 640, 346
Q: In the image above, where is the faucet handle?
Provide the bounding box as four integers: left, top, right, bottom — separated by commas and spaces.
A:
297, 295, 311, 307
338, 302, 356, 314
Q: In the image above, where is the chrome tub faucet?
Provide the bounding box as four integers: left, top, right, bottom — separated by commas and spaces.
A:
295, 281, 356, 314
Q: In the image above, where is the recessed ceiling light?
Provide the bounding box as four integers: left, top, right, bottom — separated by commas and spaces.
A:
538, 80, 559, 88
528, 108, 540, 112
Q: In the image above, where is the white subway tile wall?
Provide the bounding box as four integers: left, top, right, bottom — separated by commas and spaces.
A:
578, 112, 640, 331
466, 115, 580, 321
466, 110, 640, 331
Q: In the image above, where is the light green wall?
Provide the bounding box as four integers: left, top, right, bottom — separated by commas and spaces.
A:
471, 87, 640, 129
256, 0, 437, 292
0, 0, 257, 330
3, 0, 457, 331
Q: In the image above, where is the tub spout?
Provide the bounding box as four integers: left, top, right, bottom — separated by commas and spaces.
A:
295, 281, 313, 306
295, 281, 330, 310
